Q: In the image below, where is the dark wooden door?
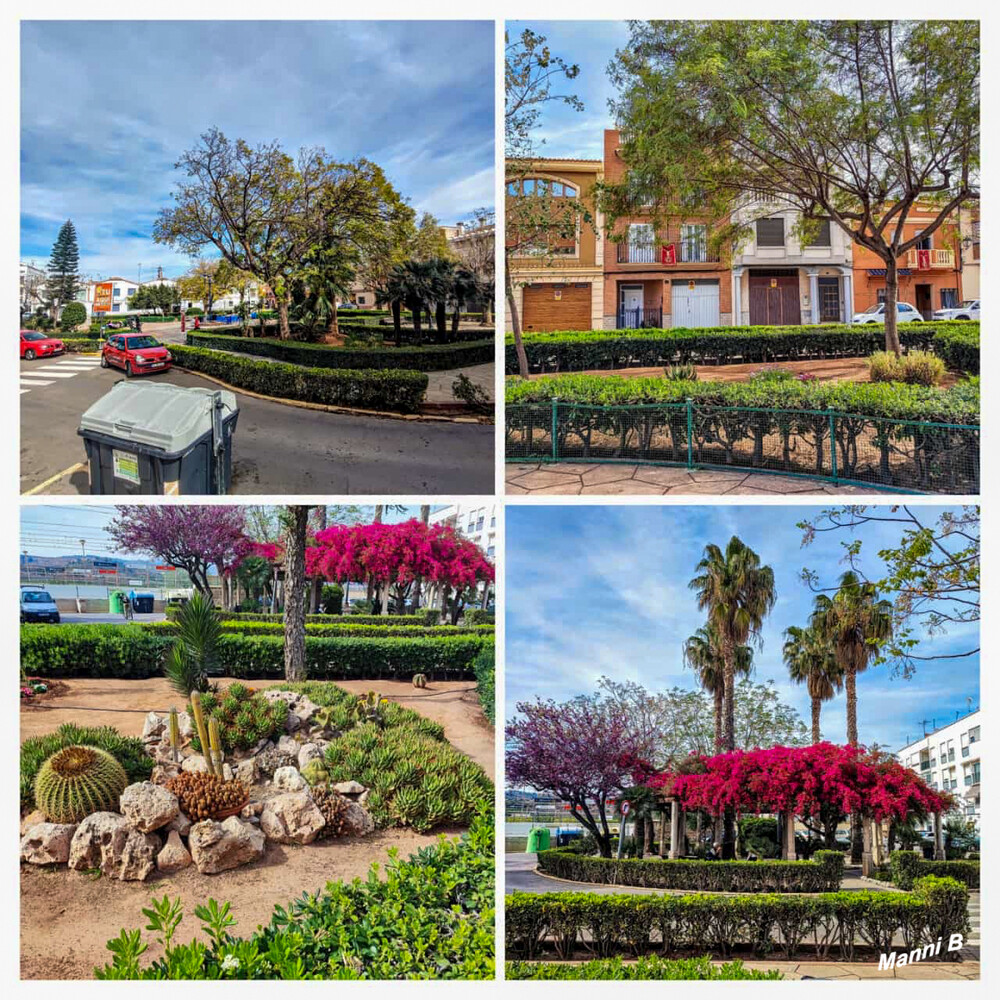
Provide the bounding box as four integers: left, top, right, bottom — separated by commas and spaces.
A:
749, 275, 801, 325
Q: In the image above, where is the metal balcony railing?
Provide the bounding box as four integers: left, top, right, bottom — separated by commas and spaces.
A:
616, 242, 719, 265
617, 306, 663, 329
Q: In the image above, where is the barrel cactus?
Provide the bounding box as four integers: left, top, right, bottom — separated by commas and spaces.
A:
34, 745, 129, 823
301, 759, 330, 788
412, 673, 428, 689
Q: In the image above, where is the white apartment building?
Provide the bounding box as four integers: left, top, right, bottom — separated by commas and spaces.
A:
731, 196, 856, 325
430, 501, 498, 561
20, 261, 47, 316
897, 709, 981, 833
78, 276, 141, 317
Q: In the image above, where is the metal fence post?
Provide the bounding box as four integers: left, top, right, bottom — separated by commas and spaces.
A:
686, 398, 694, 469
827, 410, 838, 483
551, 397, 559, 462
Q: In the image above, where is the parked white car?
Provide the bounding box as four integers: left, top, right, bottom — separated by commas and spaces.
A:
933, 300, 979, 321
852, 302, 924, 324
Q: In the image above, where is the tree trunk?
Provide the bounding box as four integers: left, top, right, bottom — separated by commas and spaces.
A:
392, 301, 402, 348
435, 302, 447, 342
411, 301, 422, 341
283, 506, 309, 682
452, 308, 460, 337
713, 686, 724, 751
277, 296, 292, 341
846, 665, 863, 862
812, 697, 822, 744
505, 264, 530, 378
883, 254, 901, 356
326, 299, 340, 339
721, 636, 737, 859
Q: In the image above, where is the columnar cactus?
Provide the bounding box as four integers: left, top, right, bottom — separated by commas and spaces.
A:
34, 745, 129, 823
168, 707, 181, 762
189, 692, 219, 777
208, 716, 223, 774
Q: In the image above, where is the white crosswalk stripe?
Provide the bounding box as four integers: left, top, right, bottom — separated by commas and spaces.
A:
20, 355, 106, 394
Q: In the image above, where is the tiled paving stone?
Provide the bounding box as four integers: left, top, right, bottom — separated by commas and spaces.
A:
579, 466, 639, 486
580, 480, 665, 495
509, 469, 583, 489
631, 468, 700, 488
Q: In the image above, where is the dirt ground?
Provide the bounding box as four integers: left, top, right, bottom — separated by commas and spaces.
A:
531, 357, 960, 388
20, 676, 494, 979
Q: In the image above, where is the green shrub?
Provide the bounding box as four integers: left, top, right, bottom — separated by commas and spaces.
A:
20, 723, 152, 813
185, 307, 204, 316
59, 301, 87, 331
320, 583, 343, 615
869, 350, 946, 386
473, 644, 495, 724
186, 330, 493, 372
507, 956, 783, 980
505, 322, 979, 373
536, 847, 844, 892
506, 879, 969, 962
143, 620, 493, 640
95, 807, 494, 980
934, 326, 980, 374
463, 609, 495, 626
20, 624, 173, 679
61, 338, 104, 353
165, 611, 431, 626
169, 344, 428, 414
890, 851, 980, 889
737, 816, 781, 858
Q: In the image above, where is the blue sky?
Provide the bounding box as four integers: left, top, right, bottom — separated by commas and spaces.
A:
505, 505, 979, 753
21, 21, 494, 279
508, 20, 627, 159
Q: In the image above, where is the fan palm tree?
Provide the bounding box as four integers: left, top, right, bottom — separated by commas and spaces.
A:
811, 571, 893, 861
783, 624, 844, 744
450, 266, 481, 338
689, 537, 776, 859
424, 258, 456, 342
683, 623, 754, 752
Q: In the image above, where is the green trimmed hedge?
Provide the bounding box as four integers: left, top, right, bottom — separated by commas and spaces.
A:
506, 876, 970, 962
505, 322, 979, 374
21, 624, 490, 681
889, 851, 980, 890
933, 326, 980, 375
163, 609, 439, 626
463, 609, 495, 626
169, 344, 427, 413
507, 956, 782, 979
537, 848, 844, 892
60, 339, 104, 353
186, 331, 494, 372
142, 620, 494, 639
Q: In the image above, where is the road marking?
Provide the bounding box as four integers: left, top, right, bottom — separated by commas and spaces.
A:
20, 378, 54, 386
27, 369, 81, 378
22, 461, 88, 496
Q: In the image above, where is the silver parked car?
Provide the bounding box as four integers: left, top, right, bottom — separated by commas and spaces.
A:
852, 301, 924, 324
933, 299, 979, 321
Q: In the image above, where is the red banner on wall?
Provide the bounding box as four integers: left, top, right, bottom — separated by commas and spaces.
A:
916, 249, 931, 270
661, 244, 676, 266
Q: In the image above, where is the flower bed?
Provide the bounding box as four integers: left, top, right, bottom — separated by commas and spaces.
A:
537, 847, 844, 892
506, 876, 970, 962
505, 322, 979, 374
889, 850, 980, 889
169, 344, 428, 413
186, 331, 494, 372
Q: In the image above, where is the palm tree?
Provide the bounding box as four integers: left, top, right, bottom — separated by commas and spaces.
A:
683, 623, 753, 752
810, 570, 893, 861
783, 624, 844, 744
450, 267, 480, 338
689, 537, 776, 859
164, 591, 221, 697
425, 258, 456, 342
380, 264, 417, 347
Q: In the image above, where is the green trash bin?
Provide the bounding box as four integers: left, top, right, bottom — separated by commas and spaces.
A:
109, 590, 125, 614
526, 828, 551, 853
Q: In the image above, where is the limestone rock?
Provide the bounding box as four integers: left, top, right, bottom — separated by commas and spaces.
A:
272, 766, 307, 792
141, 711, 166, 744
188, 816, 265, 874
263, 690, 319, 731
120, 782, 179, 833
69, 813, 159, 880
297, 743, 324, 769
20, 822, 77, 865
260, 791, 325, 845
277, 735, 300, 758
151, 764, 181, 785
234, 758, 258, 787
166, 811, 192, 837
334, 780, 366, 796
342, 801, 375, 837
20, 809, 47, 837
240, 801, 264, 819
118, 830, 161, 881
181, 755, 210, 774
255, 742, 296, 779
157, 830, 192, 873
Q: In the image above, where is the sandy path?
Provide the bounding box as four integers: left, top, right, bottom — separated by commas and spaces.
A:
20, 676, 494, 979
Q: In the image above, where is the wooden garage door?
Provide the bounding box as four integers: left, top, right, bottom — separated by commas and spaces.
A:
522, 284, 591, 332
748, 274, 801, 325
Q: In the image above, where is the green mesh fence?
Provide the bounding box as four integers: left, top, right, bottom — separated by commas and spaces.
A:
505, 401, 979, 494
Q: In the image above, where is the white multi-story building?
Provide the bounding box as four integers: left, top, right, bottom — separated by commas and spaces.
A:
20, 262, 47, 316
430, 502, 498, 561
897, 709, 981, 833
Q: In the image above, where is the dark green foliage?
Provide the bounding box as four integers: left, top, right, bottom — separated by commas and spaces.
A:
320, 583, 343, 615
536, 848, 844, 892
507, 956, 783, 980
164, 591, 222, 696
59, 301, 87, 331
20, 724, 152, 813
163, 610, 431, 626
463, 609, 495, 626
506, 878, 969, 962
889, 850, 980, 889
186, 331, 493, 372
145, 620, 494, 639
473, 644, 495, 724
20, 624, 173, 679
452, 373, 493, 413
60, 339, 104, 353
95, 809, 494, 979
44, 219, 80, 309
504, 322, 979, 374
738, 816, 781, 858
169, 344, 428, 414
191, 683, 288, 753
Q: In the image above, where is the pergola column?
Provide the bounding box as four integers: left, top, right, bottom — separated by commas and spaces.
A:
934, 812, 946, 861
807, 268, 820, 324
658, 807, 668, 858
669, 798, 682, 859
784, 811, 797, 860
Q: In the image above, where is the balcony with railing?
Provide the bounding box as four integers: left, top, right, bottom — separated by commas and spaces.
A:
905, 248, 955, 269
616, 241, 720, 266
617, 305, 663, 329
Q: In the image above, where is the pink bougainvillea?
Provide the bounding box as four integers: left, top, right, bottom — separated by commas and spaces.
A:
643, 743, 952, 822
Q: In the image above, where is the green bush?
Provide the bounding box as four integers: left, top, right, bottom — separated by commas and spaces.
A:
320, 583, 343, 615
21, 624, 488, 681
463, 609, 495, 626
59, 301, 87, 331
61, 338, 104, 353
20, 723, 153, 813
143, 620, 494, 640
95, 807, 494, 979
473, 644, 495, 724
506, 878, 969, 962
505, 322, 979, 373
163, 610, 431, 626
169, 344, 428, 414
507, 956, 783, 980
536, 847, 844, 892
185, 307, 204, 317
934, 326, 980, 374
889, 850, 980, 889
869, 350, 946, 386
186, 331, 494, 372
737, 816, 781, 858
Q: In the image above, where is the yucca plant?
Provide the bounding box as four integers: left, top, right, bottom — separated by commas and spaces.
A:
164, 592, 222, 697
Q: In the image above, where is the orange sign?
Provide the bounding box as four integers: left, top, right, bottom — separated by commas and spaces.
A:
93, 282, 113, 312
770, 278, 778, 288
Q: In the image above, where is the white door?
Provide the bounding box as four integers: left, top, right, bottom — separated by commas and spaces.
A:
671, 280, 720, 328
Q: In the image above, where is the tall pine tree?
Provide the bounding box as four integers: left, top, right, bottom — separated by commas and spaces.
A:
44, 220, 80, 316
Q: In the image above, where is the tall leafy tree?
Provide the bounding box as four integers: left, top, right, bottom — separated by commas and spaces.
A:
605, 20, 979, 354
783, 624, 844, 744
689, 536, 776, 857
683, 623, 753, 751
44, 220, 80, 317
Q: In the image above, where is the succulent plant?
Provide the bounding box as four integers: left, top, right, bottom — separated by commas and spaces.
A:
164, 772, 247, 822
34, 745, 129, 823
301, 759, 330, 788
312, 788, 350, 838
168, 707, 181, 762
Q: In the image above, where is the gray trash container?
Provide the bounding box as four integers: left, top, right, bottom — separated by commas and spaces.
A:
77, 381, 239, 495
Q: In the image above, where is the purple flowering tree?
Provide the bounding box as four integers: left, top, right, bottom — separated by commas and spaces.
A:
506, 693, 651, 857
107, 505, 253, 604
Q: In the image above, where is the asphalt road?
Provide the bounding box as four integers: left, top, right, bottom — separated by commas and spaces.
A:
20, 355, 494, 495
46, 612, 168, 624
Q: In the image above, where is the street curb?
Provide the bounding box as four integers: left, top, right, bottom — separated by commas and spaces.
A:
170, 367, 494, 424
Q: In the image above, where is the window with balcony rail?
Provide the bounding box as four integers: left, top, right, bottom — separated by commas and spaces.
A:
680, 224, 708, 262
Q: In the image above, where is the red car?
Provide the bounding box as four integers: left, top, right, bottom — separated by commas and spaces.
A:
20, 330, 64, 360
101, 333, 172, 376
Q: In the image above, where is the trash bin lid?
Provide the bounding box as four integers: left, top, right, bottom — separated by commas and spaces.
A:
79, 382, 237, 454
